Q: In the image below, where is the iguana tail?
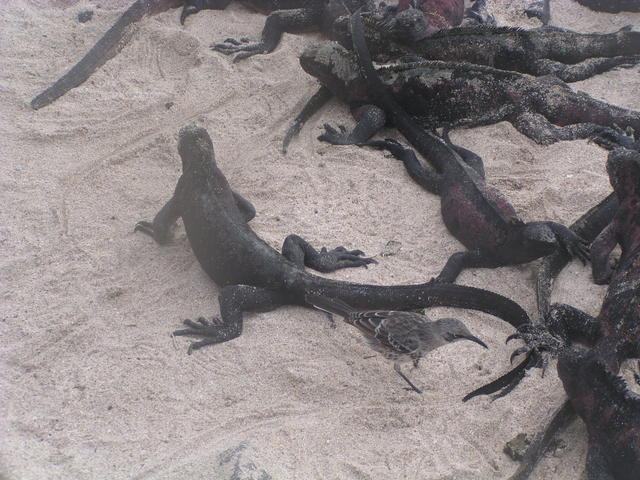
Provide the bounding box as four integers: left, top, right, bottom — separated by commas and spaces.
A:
31, 0, 182, 110
349, 10, 454, 173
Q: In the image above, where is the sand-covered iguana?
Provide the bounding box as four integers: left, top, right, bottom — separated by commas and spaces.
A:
331, 17, 640, 83
345, 10, 589, 284
135, 124, 532, 356
286, 40, 640, 150
31, 0, 368, 109
509, 139, 640, 480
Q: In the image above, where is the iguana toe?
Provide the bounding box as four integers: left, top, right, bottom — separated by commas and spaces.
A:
134, 220, 153, 233
180, 6, 199, 25
318, 123, 352, 145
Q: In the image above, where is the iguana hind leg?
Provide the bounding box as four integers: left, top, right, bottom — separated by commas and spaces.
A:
318, 105, 386, 146
512, 111, 613, 145
434, 250, 503, 283
281, 234, 377, 272
173, 285, 289, 353
211, 7, 321, 62
532, 56, 640, 83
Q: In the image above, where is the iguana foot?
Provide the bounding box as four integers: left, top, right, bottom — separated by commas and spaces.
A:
592, 125, 638, 151
524, 0, 550, 25
173, 317, 236, 354
560, 233, 590, 264
210, 38, 267, 62
134, 220, 169, 245
318, 123, 355, 145
134, 220, 155, 237
311, 246, 377, 272
506, 324, 560, 371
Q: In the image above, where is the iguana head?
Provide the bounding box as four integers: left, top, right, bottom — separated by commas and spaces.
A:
606, 148, 640, 200
178, 124, 215, 173
299, 42, 369, 103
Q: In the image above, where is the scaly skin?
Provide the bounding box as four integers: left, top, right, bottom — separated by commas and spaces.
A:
135, 124, 532, 357
316, 12, 590, 288
510, 143, 640, 480
574, 0, 640, 13
31, 0, 370, 109
331, 17, 640, 83
31, 0, 185, 110
287, 41, 640, 150
396, 0, 465, 36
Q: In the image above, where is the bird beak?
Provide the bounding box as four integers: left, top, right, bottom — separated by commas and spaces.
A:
459, 334, 488, 349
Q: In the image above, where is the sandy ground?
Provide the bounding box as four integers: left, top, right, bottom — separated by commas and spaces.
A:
1, 0, 639, 478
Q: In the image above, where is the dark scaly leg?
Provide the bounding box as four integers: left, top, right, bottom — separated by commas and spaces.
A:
282, 86, 333, 153
173, 285, 289, 353
135, 192, 184, 245
512, 112, 615, 145
508, 400, 576, 480
434, 250, 503, 283
359, 138, 442, 194
532, 56, 640, 83
232, 190, 256, 222
546, 303, 600, 345
318, 105, 387, 146
211, 8, 321, 62
281, 234, 377, 273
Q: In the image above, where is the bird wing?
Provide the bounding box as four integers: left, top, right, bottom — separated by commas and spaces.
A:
349, 311, 426, 354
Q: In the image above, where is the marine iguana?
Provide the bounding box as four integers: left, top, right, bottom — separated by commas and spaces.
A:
345, 11, 589, 284
206, 0, 372, 62
331, 17, 640, 83
509, 140, 640, 480
284, 41, 640, 151
208, 0, 490, 62
31, 0, 187, 109
574, 0, 640, 13
30, 0, 368, 108
135, 124, 532, 354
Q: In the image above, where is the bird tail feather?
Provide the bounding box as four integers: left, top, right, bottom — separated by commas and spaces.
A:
305, 294, 356, 318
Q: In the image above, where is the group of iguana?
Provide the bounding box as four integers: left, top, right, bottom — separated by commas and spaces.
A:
33, 0, 640, 478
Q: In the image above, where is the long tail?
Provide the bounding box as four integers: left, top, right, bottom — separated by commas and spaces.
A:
31, 0, 179, 110
349, 10, 452, 173
305, 294, 356, 318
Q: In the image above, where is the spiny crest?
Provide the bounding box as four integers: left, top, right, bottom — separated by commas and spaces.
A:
589, 358, 640, 409
427, 25, 523, 39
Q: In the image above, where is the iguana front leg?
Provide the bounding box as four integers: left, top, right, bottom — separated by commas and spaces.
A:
512, 111, 614, 145
173, 285, 290, 353
318, 105, 387, 145
135, 190, 184, 245
232, 190, 256, 222
211, 7, 321, 62
281, 235, 377, 272
434, 250, 504, 283
543, 222, 591, 263
532, 56, 640, 83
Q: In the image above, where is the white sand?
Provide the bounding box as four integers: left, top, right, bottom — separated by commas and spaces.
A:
1, 0, 639, 478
